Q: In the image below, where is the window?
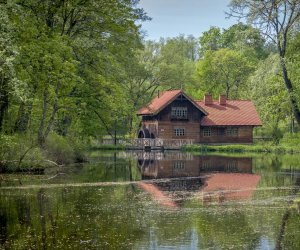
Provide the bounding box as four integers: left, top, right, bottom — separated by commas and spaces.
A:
226, 127, 238, 136
203, 127, 211, 137
173, 161, 185, 170
218, 128, 225, 136
225, 161, 238, 172
202, 161, 211, 170
174, 128, 185, 136
171, 107, 188, 119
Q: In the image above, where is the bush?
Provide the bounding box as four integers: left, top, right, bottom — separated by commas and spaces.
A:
0, 134, 44, 170
280, 132, 300, 147
0, 134, 18, 165
44, 133, 75, 164
0, 132, 88, 171
67, 137, 88, 163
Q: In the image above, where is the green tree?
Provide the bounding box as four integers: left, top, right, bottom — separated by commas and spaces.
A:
199, 26, 222, 56
2, 0, 149, 145
196, 48, 254, 98
157, 35, 199, 90
199, 23, 268, 60
228, 0, 300, 125
286, 32, 300, 120
221, 23, 268, 59
248, 54, 290, 142
0, 4, 17, 131
123, 41, 162, 134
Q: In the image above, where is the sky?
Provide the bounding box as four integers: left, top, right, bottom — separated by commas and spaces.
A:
137, 0, 237, 40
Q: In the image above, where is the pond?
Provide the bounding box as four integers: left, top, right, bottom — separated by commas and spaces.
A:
0, 151, 300, 249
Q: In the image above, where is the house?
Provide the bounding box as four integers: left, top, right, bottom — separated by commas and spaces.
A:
137, 90, 262, 144
136, 153, 260, 206
137, 153, 253, 179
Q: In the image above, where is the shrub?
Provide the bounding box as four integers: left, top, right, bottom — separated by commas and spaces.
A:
280, 132, 300, 147
44, 133, 75, 164
67, 137, 88, 163
0, 134, 44, 170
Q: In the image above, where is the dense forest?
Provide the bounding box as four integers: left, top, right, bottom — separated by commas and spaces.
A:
0, 0, 300, 167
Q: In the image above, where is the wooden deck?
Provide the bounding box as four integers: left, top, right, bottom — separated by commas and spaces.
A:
126, 138, 194, 150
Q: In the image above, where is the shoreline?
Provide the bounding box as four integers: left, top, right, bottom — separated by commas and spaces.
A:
181, 144, 300, 154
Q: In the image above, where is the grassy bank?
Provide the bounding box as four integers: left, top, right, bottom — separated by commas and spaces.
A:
182, 143, 300, 154
89, 144, 126, 151
183, 132, 300, 154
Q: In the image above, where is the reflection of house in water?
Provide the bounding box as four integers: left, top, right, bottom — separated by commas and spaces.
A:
200, 173, 261, 203
137, 152, 253, 179
136, 152, 260, 206
138, 152, 200, 179
200, 155, 253, 173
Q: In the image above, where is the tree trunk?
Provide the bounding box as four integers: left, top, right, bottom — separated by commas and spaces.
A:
0, 95, 8, 132
38, 89, 59, 146
38, 89, 48, 145
114, 125, 117, 145
14, 102, 33, 133
225, 85, 230, 99
44, 101, 58, 140
279, 56, 300, 125
0, 79, 9, 132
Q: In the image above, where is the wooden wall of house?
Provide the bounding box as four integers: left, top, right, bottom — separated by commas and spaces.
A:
199, 126, 254, 143
157, 121, 201, 142
140, 96, 205, 139
141, 158, 201, 179
141, 123, 254, 143
200, 156, 253, 173
140, 155, 253, 179
139, 94, 255, 143
158, 98, 204, 122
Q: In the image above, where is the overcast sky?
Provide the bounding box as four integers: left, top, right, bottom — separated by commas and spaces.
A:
138, 0, 237, 40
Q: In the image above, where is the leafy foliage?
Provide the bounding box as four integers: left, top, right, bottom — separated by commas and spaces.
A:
0, 0, 300, 167
196, 48, 254, 98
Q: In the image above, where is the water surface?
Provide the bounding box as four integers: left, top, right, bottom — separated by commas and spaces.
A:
0, 151, 299, 249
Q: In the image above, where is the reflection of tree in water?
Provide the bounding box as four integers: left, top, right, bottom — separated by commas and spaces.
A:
0, 210, 8, 246
0, 152, 299, 249
38, 189, 47, 250
276, 174, 300, 250
194, 209, 260, 249
0, 185, 150, 249
16, 196, 31, 226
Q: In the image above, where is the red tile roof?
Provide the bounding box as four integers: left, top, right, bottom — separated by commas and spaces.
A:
200, 173, 261, 202
137, 90, 262, 126
137, 90, 207, 116
137, 90, 181, 115
137, 182, 178, 209
197, 100, 262, 126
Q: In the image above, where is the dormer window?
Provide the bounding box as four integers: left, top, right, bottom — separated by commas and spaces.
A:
171, 107, 187, 119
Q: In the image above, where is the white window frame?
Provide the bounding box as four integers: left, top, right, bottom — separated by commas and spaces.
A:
226, 127, 238, 136
203, 127, 211, 137
171, 107, 188, 119
174, 128, 185, 136
173, 161, 185, 170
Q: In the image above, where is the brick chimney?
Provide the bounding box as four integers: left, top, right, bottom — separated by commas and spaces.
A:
204, 94, 213, 105
219, 94, 226, 105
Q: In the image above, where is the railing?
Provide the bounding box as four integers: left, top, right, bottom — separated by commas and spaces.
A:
128, 138, 194, 148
